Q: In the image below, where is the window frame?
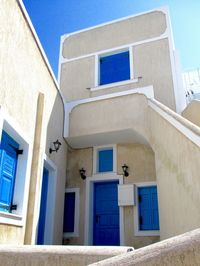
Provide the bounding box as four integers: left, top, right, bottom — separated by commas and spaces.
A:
63, 188, 80, 238
93, 145, 117, 175
94, 47, 135, 90
0, 109, 31, 226
134, 182, 160, 236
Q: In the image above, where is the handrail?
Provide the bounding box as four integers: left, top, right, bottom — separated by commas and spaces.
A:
149, 98, 200, 137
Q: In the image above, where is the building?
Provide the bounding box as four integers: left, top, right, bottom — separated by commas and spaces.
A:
59, 7, 200, 249
1, 0, 200, 251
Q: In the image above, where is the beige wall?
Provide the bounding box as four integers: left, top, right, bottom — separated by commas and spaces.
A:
62, 11, 166, 59
182, 100, 200, 127
0, 0, 67, 244
65, 144, 159, 248
64, 148, 93, 245
117, 144, 159, 248
60, 10, 177, 111
67, 93, 200, 243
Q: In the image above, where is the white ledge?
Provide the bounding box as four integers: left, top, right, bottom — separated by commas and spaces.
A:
90, 79, 139, 91
0, 211, 23, 227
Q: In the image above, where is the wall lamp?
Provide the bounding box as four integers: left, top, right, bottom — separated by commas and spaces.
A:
122, 164, 129, 177
79, 168, 86, 180
49, 139, 62, 154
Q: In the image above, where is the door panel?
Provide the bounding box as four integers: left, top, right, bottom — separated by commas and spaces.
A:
93, 181, 119, 245
37, 168, 49, 244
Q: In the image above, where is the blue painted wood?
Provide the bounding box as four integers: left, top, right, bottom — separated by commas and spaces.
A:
138, 186, 160, 230
98, 149, 113, 172
37, 168, 49, 244
63, 192, 75, 233
0, 131, 19, 212
100, 51, 130, 85
93, 181, 119, 246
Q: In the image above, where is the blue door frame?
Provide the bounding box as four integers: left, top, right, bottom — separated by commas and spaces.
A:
37, 167, 49, 244
93, 181, 120, 246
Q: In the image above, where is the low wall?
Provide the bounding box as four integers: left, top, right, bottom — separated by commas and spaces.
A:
0, 245, 133, 266
89, 228, 200, 266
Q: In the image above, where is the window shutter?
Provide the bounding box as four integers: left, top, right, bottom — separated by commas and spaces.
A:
63, 192, 76, 233
138, 186, 159, 230
98, 149, 113, 172
100, 51, 130, 85
0, 131, 19, 212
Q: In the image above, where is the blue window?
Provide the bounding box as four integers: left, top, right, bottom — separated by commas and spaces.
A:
100, 51, 130, 85
63, 192, 76, 233
98, 149, 113, 172
138, 186, 160, 230
0, 131, 19, 213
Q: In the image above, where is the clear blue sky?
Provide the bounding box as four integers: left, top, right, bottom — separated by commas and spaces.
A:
23, 0, 200, 77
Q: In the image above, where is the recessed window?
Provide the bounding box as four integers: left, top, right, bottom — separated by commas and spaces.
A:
99, 51, 130, 85
0, 131, 19, 213
0, 114, 30, 226
98, 149, 113, 173
63, 188, 79, 237
138, 186, 159, 231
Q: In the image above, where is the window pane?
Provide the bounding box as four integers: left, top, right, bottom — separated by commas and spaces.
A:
63, 192, 75, 233
100, 51, 130, 85
98, 149, 113, 172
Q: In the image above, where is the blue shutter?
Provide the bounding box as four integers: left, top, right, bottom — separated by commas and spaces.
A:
37, 168, 49, 244
63, 192, 75, 233
100, 51, 130, 85
98, 149, 113, 172
0, 131, 19, 212
138, 186, 159, 230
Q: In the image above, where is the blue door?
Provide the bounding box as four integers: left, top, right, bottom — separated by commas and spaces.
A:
37, 168, 49, 244
0, 131, 19, 212
93, 181, 119, 245
138, 186, 160, 230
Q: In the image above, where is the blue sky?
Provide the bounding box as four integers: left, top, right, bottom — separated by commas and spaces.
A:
23, 0, 200, 77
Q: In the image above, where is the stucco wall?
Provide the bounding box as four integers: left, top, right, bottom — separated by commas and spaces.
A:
65, 144, 159, 248
117, 144, 159, 248
60, 10, 177, 111
0, 0, 67, 244
62, 11, 166, 59
68, 93, 200, 243
182, 100, 200, 127
149, 106, 200, 240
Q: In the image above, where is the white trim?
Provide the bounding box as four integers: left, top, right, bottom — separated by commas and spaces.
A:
134, 182, 160, 236
61, 34, 167, 63
0, 107, 32, 227
91, 79, 139, 92
84, 173, 124, 245
63, 188, 80, 238
35, 155, 57, 244
129, 46, 134, 80
61, 6, 168, 40
92, 45, 137, 89
93, 144, 117, 174
64, 85, 154, 138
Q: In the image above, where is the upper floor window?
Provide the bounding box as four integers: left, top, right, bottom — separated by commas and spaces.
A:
99, 51, 130, 85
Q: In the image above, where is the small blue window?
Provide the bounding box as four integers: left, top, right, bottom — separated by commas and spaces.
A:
63, 192, 75, 233
138, 186, 160, 230
0, 131, 19, 213
98, 149, 113, 172
100, 51, 130, 85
